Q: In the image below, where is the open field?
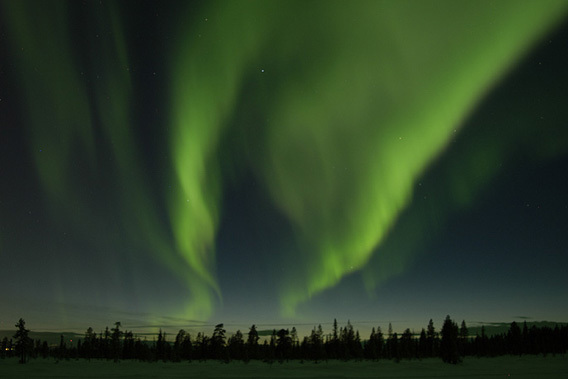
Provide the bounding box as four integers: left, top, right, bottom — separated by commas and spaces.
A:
0, 356, 567, 378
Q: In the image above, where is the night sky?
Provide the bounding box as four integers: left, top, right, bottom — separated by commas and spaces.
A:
1, 0, 568, 336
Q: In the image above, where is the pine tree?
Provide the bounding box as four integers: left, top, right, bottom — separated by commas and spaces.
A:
418, 328, 427, 358
246, 325, 259, 360
181, 331, 192, 361
400, 328, 414, 359
266, 330, 276, 364
290, 326, 299, 358
156, 329, 167, 361
459, 320, 469, 356
309, 325, 325, 362
522, 321, 529, 355
102, 327, 110, 359
212, 323, 227, 362
341, 320, 356, 359
354, 330, 363, 360
329, 318, 339, 359
173, 329, 188, 362
111, 322, 122, 362
365, 327, 377, 360
390, 332, 399, 362
426, 319, 437, 357
83, 327, 97, 359
227, 330, 244, 361
13, 318, 32, 364
58, 334, 67, 360
478, 325, 488, 357
275, 329, 292, 362
440, 315, 461, 364
507, 321, 522, 356
375, 326, 384, 359
122, 330, 135, 360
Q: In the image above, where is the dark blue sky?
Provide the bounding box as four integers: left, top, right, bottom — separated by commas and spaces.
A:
1, 1, 567, 336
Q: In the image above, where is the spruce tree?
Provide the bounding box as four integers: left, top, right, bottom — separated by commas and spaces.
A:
212, 324, 227, 362
13, 318, 32, 364
276, 329, 292, 362
246, 325, 259, 360
440, 315, 461, 364
426, 319, 437, 357
111, 322, 122, 362
227, 330, 244, 361
459, 320, 469, 356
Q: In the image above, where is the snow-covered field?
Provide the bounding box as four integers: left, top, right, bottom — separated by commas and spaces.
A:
0, 356, 566, 378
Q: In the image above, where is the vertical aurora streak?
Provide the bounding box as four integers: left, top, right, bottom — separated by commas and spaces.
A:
2, 1, 95, 204
2, 1, 218, 320
167, 1, 276, 317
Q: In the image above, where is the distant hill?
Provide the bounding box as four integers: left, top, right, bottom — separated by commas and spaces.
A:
467, 321, 568, 337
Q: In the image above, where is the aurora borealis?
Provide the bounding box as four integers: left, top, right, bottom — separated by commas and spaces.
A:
1, 0, 568, 334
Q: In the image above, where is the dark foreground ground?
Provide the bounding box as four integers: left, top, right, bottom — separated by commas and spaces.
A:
0, 355, 566, 378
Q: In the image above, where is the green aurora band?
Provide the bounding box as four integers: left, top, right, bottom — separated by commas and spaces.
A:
3, 0, 568, 320
168, 0, 567, 317
2, 1, 214, 320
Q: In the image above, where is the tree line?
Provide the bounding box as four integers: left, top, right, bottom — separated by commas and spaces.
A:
3, 316, 567, 364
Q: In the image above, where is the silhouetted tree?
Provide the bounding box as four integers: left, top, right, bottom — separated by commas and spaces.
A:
290, 326, 299, 358
111, 322, 122, 362
476, 325, 488, 357
275, 329, 292, 362
6, 316, 566, 363
418, 328, 428, 358
400, 328, 414, 359
211, 323, 227, 361
134, 337, 152, 361
172, 329, 191, 361
507, 321, 522, 356
82, 327, 97, 360
264, 330, 276, 364
328, 318, 340, 359
101, 327, 110, 359
172, 329, 185, 362
246, 325, 259, 360
122, 330, 135, 360
340, 320, 358, 360
58, 334, 67, 360
309, 325, 325, 362
156, 329, 168, 362
440, 315, 460, 364
364, 327, 381, 360
459, 320, 469, 356
1, 337, 9, 358
353, 330, 364, 360
522, 321, 530, 355
227, 330, 244, 361
426, 319, 438, 357
13, 318, 32, 364
195, 332, 209, 361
